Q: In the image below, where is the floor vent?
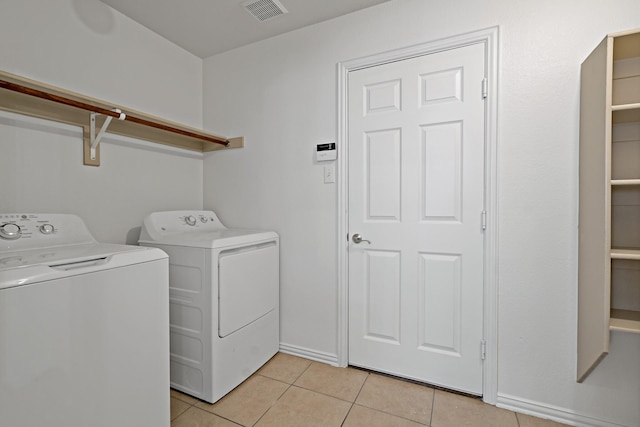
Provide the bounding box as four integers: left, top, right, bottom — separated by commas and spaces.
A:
242, 0, 288, 22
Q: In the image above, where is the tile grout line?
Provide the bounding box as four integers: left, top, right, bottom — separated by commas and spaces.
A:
251, 379, 292, 427
340, 403, 355, 427
350, 371, 435, 426
196, 405, 245, 426
428, 387, 435, 427
172, 390, 245, 426
286, 375, 371, 405
250, 361, 314, 426
339, 370, 370, 426
170, 393, 194, 423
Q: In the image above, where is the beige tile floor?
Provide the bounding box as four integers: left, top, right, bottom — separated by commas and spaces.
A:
170, 353, 568, 427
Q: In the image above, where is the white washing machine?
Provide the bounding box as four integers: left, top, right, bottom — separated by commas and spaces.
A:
139, 210, 279, 403
0, 213, 170, 427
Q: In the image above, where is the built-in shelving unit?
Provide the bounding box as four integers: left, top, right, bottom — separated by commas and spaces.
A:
0, 70, 243, 166
609, 29, 640, 341
578, 29, 640, 382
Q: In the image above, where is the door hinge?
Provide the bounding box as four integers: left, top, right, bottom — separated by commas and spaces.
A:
481, 210, 487, 231
481, 340, 487, 360
482, 78, 488, 99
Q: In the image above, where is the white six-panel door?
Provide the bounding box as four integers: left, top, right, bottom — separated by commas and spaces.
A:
348, 42, 486, 394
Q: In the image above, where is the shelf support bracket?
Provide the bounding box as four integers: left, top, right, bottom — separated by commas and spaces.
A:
89, 109, 126, 161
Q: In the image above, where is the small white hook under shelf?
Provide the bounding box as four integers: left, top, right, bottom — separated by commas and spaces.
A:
90, 109, 126, 160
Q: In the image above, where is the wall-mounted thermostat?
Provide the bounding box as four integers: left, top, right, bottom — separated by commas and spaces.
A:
316, 143, 337, 161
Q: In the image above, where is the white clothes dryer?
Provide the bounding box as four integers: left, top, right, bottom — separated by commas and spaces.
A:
0, 213, 170, 427
139, 210, 279, 403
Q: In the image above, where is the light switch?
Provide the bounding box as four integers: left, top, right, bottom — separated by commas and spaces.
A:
324, 165, 335, 184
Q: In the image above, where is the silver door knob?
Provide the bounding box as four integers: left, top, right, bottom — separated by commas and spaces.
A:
352, 233, 371, 244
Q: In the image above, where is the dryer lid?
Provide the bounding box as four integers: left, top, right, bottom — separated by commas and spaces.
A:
140, 228, 278, 248
139, 210, 278, 248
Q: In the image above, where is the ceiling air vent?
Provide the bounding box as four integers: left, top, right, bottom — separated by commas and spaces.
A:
242, 0, 288, 22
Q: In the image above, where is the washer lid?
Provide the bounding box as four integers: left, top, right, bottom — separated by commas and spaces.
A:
0, 243, 166, 290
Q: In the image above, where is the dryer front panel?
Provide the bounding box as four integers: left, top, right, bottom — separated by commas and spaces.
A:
218, 241, 279, 338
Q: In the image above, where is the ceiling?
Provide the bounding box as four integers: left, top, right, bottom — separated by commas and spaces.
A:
100, 0, 391, 58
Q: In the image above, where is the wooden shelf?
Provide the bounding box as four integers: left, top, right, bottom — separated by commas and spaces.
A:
612, 106, 640, 124
0, 70, 243, 166
612, 30, 640, 61
612, 103, 640, 111
610, 309, 640, 333
611, 179, 640, 186
611, 248, 640, 260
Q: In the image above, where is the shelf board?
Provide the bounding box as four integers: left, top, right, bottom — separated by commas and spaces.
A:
612, 102, 640, 111
611, 179, 640, 186
612, 105, 640, 124
610, 248, 640, 259
613, 31, 640, 61
0, 70, 243, 164
610, 309, 640, 333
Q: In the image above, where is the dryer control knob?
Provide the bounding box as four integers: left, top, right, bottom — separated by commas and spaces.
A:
0, 223, 22, 240
185, 215, 197, 226
39, 224, 55, 234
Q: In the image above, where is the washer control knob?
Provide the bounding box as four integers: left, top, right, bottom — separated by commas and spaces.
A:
0, 223, 22, 240
199, 215, 208, 223
185, 215, 197, 226
39, 224, 55, 234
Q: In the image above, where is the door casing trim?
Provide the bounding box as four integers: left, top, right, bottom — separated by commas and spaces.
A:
336, 26, 499, 404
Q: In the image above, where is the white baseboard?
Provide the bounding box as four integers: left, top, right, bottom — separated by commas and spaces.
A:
497, 394, 629, 427
279, 343, 338, 366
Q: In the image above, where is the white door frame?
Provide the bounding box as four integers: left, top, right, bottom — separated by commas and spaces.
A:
336, 26, 499, 404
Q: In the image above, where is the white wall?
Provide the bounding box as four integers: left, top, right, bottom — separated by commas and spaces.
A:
0, 0, 205, 243
0, 111, 203, 244
202, 0, 640, 425
0, 0, 203, 127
